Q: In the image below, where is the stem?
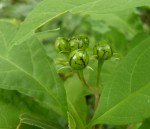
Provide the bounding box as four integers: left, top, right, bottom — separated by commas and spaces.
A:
77, 70, 94, 92
77, 60, 104, 129
92, 60, 104, 129
126, 124, 133, 129
97, 60, 104, 89
99, 124, 103, 129
16, 122, 21, 129
92, 126, 96, 129
77, 70, 99, 110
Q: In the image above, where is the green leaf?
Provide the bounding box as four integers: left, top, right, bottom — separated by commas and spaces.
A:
93, 11, 136, 38
19, 114, 64, 129
0, 90, 28, 129
13, 0, 150, 45
65, 75, 87, 129
0, 89, 63, 129
67, 100, 85, 129
129, 32, 149, 50
67, 112, 76, 129
20, 124, 41, 129
102, 28, 129, 57
90, 37, 150, 126
0, 21, 18, 56
0, 21, 67, 117
132, 123, 142, 129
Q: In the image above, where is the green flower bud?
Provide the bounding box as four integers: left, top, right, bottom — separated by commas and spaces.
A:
69, 35, 89, 51
93, 40, 113, 60
54, 37, 70, 53
69, 50, 89, 70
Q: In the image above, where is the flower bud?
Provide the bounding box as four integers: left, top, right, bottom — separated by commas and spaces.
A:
69, 35, 89, 51
93, 40, 113, 60
69, 50, 89, 70
54, 37, 70, 53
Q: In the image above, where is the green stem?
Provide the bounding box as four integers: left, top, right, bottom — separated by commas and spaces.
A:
77, 70, 93, 91
77, 70, 99, 110
16, 122, 21, 129
126, 124, 133, 129
91, 60, 104, 129
97, 60, 104, 90
99, 124, 103, 129
77, 61, 104, 129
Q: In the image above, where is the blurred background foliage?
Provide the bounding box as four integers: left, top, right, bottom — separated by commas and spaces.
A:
0, 0, 42, 19
0, 0, 150, 129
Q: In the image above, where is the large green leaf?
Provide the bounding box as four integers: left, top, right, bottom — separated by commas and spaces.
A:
12, 0, 150, 45
129, 32, 149, 50
68, 112, 76, 129
0, 90, 29, 129
19, 114, 64, 129
0, 90, 63, 129
0, 21, 67, 117
65, 75, 87, 129
90, 37, 150, 126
